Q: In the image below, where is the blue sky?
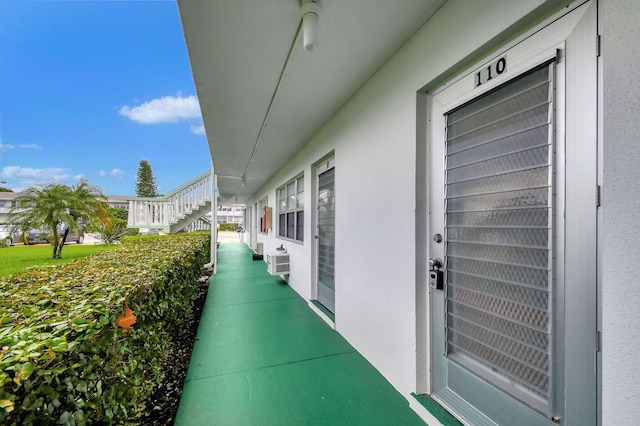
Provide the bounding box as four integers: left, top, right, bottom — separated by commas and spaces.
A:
0, 0, 210, 196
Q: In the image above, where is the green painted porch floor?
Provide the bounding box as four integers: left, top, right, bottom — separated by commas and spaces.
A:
174, 243, 427, 425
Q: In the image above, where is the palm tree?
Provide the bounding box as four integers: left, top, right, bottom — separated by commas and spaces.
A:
9, 184, 73, 258
8, 181, 111, 258
63, 180, 112, 251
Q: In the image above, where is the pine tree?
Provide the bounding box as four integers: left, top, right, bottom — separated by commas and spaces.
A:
135, 160, 159, 197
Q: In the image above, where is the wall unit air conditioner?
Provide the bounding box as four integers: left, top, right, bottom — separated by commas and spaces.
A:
267, 252, 290, 275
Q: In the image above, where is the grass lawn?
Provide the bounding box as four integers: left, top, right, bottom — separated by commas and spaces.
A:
0, 243, 120, 277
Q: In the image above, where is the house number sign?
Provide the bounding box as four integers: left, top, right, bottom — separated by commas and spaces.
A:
475, 56, 507, 88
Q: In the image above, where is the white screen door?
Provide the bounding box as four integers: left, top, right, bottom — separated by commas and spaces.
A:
428, 3, 597, 425
316, 159, 336, 313
447, 63, 556, 419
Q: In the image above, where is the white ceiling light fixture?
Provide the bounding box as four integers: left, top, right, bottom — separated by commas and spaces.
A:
300, 0, 320, 51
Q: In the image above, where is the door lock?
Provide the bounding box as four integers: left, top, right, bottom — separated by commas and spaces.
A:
429, 258, 444, 290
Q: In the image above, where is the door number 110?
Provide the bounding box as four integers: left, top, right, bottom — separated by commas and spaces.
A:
475, 56, 507, 88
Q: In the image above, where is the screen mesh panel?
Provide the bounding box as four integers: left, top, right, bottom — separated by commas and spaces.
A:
445, 65, 553, 410
317, 167, 336, 311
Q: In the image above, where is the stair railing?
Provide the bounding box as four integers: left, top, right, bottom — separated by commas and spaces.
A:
128, 171, 213, 232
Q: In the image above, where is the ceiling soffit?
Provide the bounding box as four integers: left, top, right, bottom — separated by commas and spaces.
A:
178, 0, 445, 203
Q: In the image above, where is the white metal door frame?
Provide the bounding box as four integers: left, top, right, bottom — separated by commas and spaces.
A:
426, 2, 598, 424
314, 157, 336, 313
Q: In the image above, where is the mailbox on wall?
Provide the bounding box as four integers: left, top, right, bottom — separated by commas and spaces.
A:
263, 206, 273, 230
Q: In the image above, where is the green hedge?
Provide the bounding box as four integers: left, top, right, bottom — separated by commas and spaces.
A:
218, 222, 239, 231
0, 232, 211, 425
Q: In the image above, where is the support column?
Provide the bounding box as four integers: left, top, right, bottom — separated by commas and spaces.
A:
211, 167, 218, 274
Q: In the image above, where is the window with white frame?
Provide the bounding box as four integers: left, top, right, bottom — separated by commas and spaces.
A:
277, 175, 304, 242
258, 197, 268, 234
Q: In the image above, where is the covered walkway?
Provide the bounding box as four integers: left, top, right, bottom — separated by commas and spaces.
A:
174, 242, 427, 425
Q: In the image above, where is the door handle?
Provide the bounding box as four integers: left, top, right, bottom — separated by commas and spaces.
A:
429, 258, 444, 290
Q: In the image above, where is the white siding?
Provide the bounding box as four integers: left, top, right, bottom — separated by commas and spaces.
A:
602, 0, 640, 423
245, 0, 565, 398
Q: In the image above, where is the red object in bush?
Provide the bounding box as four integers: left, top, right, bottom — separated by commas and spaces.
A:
116, 305, 137, 329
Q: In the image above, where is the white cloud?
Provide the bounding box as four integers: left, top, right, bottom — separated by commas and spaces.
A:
100, 168, 125, 178
19, 144, 42, 150
0, 168, 90, 192
1, 166, 74, 188
190, 124, 206, 135
1, 142, 42, 151
119, 95, 201, 124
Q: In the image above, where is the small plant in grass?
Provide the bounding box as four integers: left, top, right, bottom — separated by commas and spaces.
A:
93, 218, 138, 244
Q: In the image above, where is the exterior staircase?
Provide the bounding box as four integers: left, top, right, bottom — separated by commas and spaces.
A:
127, 171, 216, 234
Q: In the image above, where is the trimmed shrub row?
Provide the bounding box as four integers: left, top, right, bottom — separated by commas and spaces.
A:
0, 232, 211, 425
218, 222, 239, 231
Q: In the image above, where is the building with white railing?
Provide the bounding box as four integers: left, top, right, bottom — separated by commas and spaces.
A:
127, 170, 216, 234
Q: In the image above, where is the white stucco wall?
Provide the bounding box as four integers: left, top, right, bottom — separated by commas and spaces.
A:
602, 1, 640, 424
248, 0, 581, 399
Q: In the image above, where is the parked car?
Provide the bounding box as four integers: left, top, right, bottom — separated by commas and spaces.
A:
53, 226, 85, 244
0, 225, 20, 246
25, 228, 49, 244
0, 225, 85, 245
65, 229, 85, 244
25, 226, 85, 245
0, 226, 51, 245
55, 224, 85, 244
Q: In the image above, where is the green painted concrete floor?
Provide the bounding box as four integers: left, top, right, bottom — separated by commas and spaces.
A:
174, 242, 427, 426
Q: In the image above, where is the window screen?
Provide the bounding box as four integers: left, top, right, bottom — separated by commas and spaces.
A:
445, 64, 554, 413
277, 175, 304, 242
